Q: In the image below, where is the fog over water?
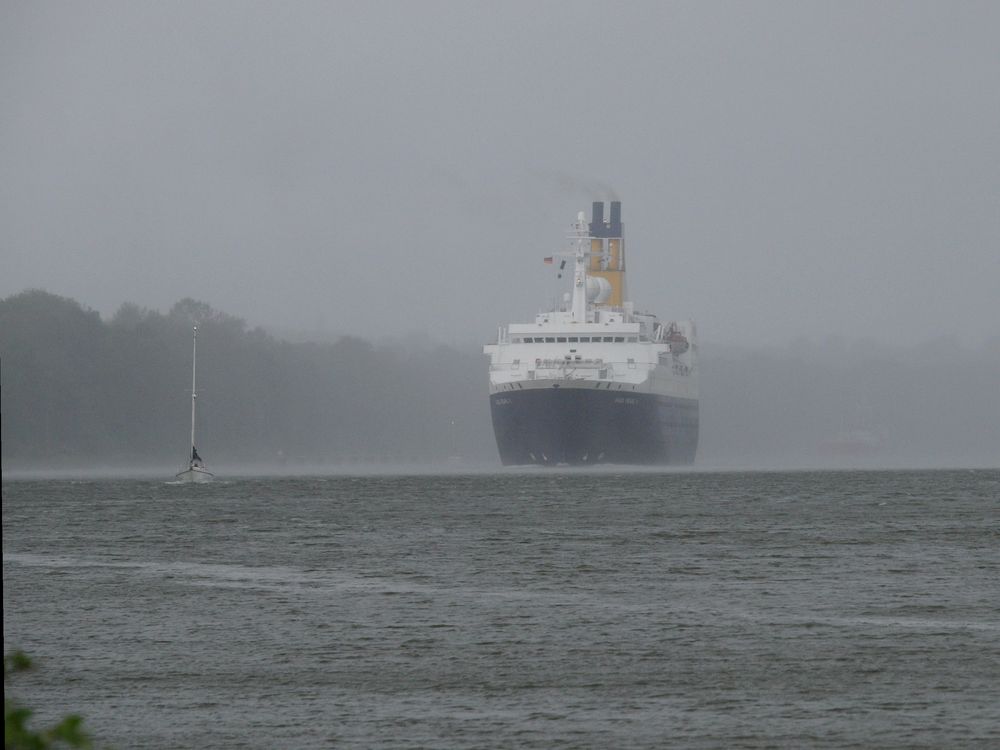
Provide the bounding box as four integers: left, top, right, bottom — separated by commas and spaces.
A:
2, 1, 998, 348
2, 2, 999, 472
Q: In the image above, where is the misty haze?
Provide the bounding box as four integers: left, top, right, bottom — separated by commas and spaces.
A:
3, 1, 999, 471
3, 3, 1000, 749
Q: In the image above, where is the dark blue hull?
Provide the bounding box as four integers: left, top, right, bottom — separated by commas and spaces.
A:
489, 387, 698, 466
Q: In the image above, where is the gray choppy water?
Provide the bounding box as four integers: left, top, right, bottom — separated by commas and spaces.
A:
3, 470, 999, 749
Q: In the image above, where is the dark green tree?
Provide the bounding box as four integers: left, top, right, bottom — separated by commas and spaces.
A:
4, 651, 93, 749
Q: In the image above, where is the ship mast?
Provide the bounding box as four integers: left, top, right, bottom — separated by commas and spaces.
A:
189, 325, 198, 464
570, 211, 590, 322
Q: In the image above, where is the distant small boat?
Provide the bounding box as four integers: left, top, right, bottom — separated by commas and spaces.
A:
175, 325, 214, 483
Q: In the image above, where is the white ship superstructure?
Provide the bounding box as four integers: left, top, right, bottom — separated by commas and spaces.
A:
484, 202, 699, 465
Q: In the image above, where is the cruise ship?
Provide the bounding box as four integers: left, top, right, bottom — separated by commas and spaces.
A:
483, 201, 699, 465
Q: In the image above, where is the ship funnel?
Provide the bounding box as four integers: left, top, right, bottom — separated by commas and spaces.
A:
588, 201, 622, 239
591, 201, 604, 227
585, 200, 625, 306
609, 201, 621, 230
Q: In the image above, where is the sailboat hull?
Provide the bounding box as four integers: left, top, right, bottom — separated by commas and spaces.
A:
174, 467, 214, 483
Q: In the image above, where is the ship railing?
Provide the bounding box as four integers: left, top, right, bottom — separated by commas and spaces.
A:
535, 358, 603, 368
491, 359, 605, 372
491, 359, 654, 376
533, 358, 651, 368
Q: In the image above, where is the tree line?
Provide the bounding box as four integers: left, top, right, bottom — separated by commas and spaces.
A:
3, 289, 999, 470
1, 290, 495, 468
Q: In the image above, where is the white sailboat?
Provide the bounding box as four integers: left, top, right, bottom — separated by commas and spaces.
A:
175, 325, 214, 482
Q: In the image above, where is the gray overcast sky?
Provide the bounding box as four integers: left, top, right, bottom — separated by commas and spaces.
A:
2, 0, 998, 347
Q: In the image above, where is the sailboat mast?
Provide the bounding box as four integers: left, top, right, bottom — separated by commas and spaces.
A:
190, 325, 197, 456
